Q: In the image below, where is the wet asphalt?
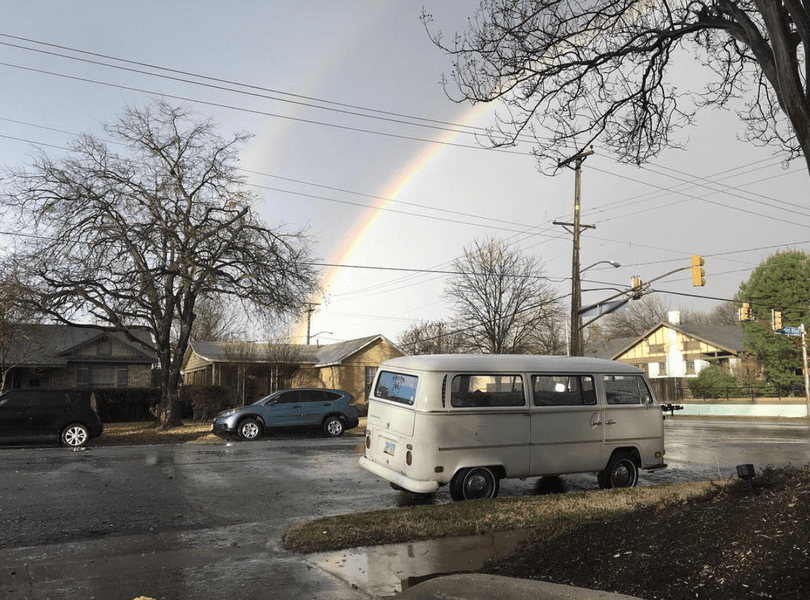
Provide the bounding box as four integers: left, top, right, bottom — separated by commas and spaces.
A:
2, 417, 808, 599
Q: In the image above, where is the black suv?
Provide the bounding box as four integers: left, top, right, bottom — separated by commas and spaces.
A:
0, 389, 104, 447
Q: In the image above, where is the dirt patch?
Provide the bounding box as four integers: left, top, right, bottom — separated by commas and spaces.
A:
482, 465, 810, 600
93, 421, 221, 446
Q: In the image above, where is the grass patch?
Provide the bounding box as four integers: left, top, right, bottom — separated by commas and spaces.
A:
283, 480, 716, 554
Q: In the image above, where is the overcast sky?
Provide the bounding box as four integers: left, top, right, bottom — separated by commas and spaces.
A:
2, 1, 807, 346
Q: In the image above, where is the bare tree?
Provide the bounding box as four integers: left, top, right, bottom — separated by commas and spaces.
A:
423, 2, 810, 176
262, 340, 303, 393
0, 272, 43, 391
222, 340, 260, 406
397, 320, 467, 355
445, 238, 562, 354
600, 295, 672, 339
187, 295, 246, 343
710, 300, 742, 326
0, 100, 320, 427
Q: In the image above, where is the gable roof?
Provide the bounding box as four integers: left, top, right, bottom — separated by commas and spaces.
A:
8, 324, 156, 367
184, 335, 403, 369
607, 322, 746, 360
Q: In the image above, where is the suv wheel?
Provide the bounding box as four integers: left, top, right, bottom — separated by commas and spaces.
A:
323, 416, 345, 438
238, 418, 262, 441
61, 423, 90, 447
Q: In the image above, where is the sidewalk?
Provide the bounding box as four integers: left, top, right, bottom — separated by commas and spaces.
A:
393, 574, 642, 600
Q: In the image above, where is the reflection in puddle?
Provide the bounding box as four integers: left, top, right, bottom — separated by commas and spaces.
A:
310, 529, 533, 598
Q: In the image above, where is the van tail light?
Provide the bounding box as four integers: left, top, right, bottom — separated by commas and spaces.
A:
365, 435, 371, 449
406, 450, 412, 466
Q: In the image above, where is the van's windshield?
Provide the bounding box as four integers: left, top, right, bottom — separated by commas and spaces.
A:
375, 371, 418, 405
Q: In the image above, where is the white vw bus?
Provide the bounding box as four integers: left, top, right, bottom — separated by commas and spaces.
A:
359, 354, 668, 501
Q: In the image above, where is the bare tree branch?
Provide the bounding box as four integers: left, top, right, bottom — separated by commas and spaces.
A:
423, 1, 810, 176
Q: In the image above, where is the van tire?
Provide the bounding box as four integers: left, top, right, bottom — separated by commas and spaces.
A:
449, 467, 499, 501
599, 452, 638, 489
238, 418, 262, 441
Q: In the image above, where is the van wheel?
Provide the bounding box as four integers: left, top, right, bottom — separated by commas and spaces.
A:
238, 418, 262, 441
449, 467, 499, 501
61, 423, 90, 447
323, 416, 345, 438
599, 452, 638, 489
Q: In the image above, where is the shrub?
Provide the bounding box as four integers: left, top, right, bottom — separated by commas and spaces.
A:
179, 385, 229, 420
95, 388, 161, 422
687, 365, 744, 399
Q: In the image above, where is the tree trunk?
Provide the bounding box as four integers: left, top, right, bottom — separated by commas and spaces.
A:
155, 348, 183, 429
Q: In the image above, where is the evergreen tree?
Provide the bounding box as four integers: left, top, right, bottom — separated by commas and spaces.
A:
738, 252, 810, 392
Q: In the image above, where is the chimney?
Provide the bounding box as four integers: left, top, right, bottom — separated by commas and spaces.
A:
668, 310, 680, 325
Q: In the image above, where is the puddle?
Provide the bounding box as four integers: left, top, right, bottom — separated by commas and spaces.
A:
309, 529, 533, 597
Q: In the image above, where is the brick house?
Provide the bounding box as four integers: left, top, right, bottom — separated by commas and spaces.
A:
181, 334, 405, 407
3, 324, 156, 391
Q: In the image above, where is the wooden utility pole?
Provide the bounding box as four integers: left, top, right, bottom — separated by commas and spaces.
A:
304, 302, 320, 345
554, 147, 595, 357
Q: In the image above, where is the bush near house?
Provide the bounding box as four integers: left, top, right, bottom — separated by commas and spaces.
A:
179, 385, 229, 421
95, 388, 161, 422
686, 365, 744, 399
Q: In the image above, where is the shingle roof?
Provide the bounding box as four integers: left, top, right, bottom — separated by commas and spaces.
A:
604, 322, 746, 360
185, 334, 402, 368
8, 324, 156, 366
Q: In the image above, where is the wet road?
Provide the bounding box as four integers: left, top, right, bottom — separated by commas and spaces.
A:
1, 418, 808, 599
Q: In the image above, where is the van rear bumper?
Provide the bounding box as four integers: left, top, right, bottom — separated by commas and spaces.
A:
359, 457, 440, 494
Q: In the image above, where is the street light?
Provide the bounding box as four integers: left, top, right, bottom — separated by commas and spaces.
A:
307, 331, 333, 345
582, 260, 621, 273
572, 260, 621, 356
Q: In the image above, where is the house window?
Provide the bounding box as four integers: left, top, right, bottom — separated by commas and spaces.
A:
77, 364, 128, 388
687, 361, 696, 375
91, 366, 115, 387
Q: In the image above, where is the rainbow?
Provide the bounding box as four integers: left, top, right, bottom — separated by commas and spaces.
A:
300, 103, 492, 342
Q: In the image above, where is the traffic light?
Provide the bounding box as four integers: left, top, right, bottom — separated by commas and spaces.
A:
631, 276, 643, 300
691, 255, 706, 287
774, 311, 782, 330
739, 303, 753, 321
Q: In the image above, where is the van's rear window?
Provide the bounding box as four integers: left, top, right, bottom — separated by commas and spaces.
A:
603, 375, 653, 404
375, 371, 418, 405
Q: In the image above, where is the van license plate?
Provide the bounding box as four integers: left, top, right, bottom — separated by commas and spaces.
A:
384, 441, 396, 456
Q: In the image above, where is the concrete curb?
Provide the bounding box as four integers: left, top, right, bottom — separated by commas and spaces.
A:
391, 574, 643, 600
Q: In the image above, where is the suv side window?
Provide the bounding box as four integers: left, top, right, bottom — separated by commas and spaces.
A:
0, 392, 32, 408
300, 390, 325, 403
278, 391, 301, 404
31, 391, 70, 408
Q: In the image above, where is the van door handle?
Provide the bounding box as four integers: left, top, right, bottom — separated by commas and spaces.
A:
605, 419, 616, 425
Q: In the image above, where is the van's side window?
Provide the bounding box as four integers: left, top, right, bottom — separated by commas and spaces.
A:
603, 375, 653, 405
451, 374, 525, 407
375, 371, 418, 405
532, 375, 596, 406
